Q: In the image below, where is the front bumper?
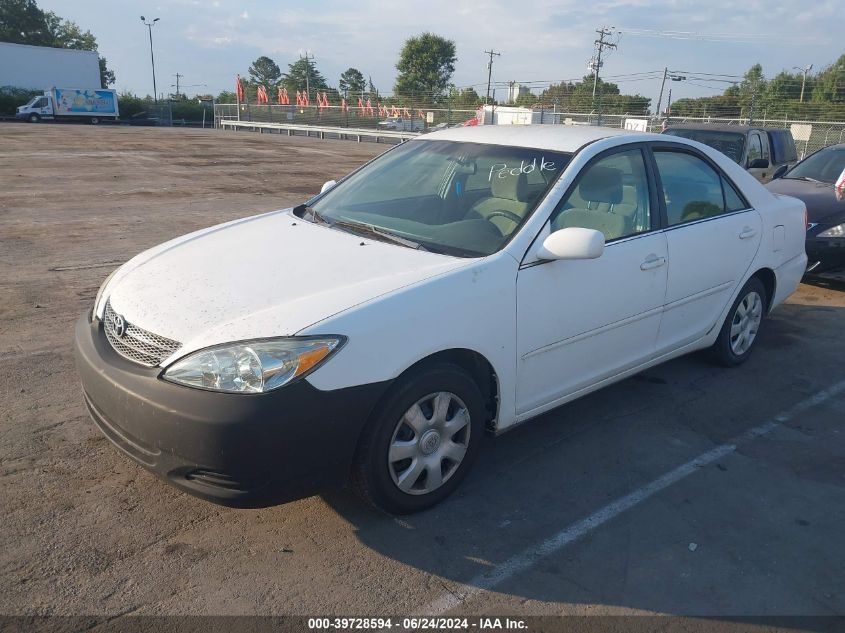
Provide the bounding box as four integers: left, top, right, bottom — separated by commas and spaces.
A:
806, 236, 845, 276
74, 314, 389, 507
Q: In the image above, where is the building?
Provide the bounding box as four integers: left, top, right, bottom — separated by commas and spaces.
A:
506, 82, 531, 104
0, 42, 101, 90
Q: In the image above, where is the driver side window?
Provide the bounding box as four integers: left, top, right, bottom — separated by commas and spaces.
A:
549, 148, 652, 242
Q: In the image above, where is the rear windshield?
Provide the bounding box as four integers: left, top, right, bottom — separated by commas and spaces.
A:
663, 129, 746, 164
309, 140, 572, 257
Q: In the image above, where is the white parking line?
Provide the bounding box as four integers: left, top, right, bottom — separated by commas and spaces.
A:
418, 379, 845, 615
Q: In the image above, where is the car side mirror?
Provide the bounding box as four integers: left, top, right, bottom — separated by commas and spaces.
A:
748, 158, 769, 170
320, 180, 337, 194
771, 164, 788, 180
537, 227, 605, 261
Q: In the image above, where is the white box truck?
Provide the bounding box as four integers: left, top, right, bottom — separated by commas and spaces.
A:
16, 88, 119, 124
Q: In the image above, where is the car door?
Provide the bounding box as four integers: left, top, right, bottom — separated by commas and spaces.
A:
650, 144, 763, 354
515, 146, 668, 418
746, 131, 770, 182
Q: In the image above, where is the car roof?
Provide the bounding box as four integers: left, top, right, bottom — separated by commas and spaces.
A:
417, 124, 643, 152
664, 124, 788, 134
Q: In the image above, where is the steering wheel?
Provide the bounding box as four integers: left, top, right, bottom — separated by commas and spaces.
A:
485, 210, 523, 225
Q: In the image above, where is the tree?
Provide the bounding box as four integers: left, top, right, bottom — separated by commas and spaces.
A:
514, 92, 538, 107
394, 32, 456, 104
248, 55, 282, 89
282, 57, 327, 94
216, 90, 237, 104
0, 0, 49, 43
338, 67, 365, 98
367, 76, 380, 101
98, 56, 115, 86
449, 86, 481, 109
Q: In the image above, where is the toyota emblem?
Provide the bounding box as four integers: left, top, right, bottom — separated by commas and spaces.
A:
113, 314, 127, 338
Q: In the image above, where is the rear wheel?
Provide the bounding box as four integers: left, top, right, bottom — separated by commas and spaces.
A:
89, 117, 100, 125
28, 113, 40, 123
709, 277, 766, 366
351, 363, 485, 514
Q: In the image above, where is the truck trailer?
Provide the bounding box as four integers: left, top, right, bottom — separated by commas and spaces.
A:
16, 88, 119, 125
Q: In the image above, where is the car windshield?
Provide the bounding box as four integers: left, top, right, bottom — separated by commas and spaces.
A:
784, 147, 845, 184
664, 129, 746, 164
308, 140, 571, 257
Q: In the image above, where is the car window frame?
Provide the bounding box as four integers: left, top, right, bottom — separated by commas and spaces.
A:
645, 141, 753, 231
519, 142, 663, 267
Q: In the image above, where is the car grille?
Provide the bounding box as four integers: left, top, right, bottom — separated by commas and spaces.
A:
102, 299, 181, 367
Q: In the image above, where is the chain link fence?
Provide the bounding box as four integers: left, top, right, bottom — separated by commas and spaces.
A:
214, 103, 845, 158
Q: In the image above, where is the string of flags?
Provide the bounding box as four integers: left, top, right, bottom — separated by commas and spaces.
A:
236, 75, 428, 118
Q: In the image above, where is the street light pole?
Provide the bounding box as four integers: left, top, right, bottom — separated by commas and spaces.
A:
140, 16, 160, 104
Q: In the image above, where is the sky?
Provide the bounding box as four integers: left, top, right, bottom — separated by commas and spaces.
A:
39, 0, 843, 106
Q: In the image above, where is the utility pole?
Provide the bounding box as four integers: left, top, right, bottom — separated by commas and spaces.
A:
300, 51, 315, 102
484, 49, 501, 105
655, 68, 686, 120
140, 16, 160, 104
793, 64, 813, 102
590, 27, 617, 125
172, 73, 183, 98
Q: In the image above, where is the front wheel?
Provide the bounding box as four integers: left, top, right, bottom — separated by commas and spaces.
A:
28, 113, 40, 123
709, 277, 766, 366
351, 363, 485, 514
89, 117, 100, 125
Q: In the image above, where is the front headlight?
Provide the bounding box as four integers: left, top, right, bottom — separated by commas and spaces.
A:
818, 223, 845, 238
162, 337, 345, 393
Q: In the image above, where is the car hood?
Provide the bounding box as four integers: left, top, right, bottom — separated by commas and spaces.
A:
766, 178, 845, 224
105, 209, 470, 361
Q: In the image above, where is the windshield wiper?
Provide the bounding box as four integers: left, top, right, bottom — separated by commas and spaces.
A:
787, 176, 829, 184
294, 204, 332, 225
330, 218, 429, 251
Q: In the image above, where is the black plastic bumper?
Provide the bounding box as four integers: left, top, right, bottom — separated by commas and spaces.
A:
806, 237, 845, 275
74, 314, 389, 507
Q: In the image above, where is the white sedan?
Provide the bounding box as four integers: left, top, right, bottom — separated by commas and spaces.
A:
74, 125, 807, 513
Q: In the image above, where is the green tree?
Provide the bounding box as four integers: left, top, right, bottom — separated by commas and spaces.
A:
248, 55, 282, 89
367, 76, 380, 101
338, 67, 365, 97
811, 55, 845, 103
394, 32, 456, 104
514, 92, 538, 107
282, 57, 328, 94
216, 90, 237, 104
449, 86, 481, 109
0, 0, 49, 43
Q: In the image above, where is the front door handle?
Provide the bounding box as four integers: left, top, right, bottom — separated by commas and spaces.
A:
640, 254, 667, 271
739, 226, 758, 240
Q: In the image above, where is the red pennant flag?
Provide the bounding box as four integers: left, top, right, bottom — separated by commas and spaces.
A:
236, 75, 245, 102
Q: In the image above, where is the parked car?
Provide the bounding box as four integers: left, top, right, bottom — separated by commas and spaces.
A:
75, 126, 807, 514
663, 125, 798, 183
378, 117, 424, 132
766, 143, 845, 281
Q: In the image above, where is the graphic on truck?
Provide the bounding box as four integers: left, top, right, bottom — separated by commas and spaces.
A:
54, 89, 116, 115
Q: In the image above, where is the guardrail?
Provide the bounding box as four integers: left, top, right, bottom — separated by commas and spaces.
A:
219, 119, 420, 142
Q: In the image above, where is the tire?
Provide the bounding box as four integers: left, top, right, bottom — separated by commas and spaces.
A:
709, 277, 767, 367
28, 114, 40, 123
351, 363, 485, 514
89, 117, 100, 125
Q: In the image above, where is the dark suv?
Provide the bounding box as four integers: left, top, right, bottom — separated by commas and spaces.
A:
663, 125, 798, 183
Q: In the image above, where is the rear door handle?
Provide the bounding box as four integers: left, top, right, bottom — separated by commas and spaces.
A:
640, 254, 667, 271
739, 226, 758, 240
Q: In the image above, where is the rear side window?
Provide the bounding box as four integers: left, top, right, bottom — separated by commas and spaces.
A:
768, 130, 798, 164
654, 150, 748, 224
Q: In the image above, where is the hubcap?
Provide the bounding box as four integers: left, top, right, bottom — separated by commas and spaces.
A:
388, 391, 471, 496
730, 290, 763, 356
